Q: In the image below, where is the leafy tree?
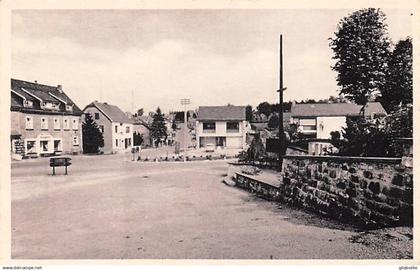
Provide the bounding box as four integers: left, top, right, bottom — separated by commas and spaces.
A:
337, 117, 389, 157
256, 102, 271, 117
267, 113, 279, 129
150, 107, 168, 147
245, 105, 253, 121
246, 133, 266, 161
380, 38, 413, 113
133, 131, 144, 146
82, 113, 104, 153
137, 108, 144, 117
330, 8, 390, 114
171, 118, 177, 130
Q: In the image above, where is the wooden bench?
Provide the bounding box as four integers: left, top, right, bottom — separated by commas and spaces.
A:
50, 157, 72, 175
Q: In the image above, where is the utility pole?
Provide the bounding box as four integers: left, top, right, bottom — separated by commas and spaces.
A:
277, 34, 287, 171
180, 98, 190, 162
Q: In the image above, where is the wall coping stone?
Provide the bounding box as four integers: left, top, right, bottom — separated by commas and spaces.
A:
283, 155, 402, 164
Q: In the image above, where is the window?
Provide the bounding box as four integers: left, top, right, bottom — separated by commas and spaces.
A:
128, 138, 131, 147
226, 121, 239, 132
115, 125, 118, 133
40, 140, 49, 152
64, 118, 70, 130
99, 125, 104, 133
95, 113, 100, 120
126, 126, 130, 133
203, 122, 216, 133
66, 105, 73, 112
73, 136, 79, 146
115, 139, 118, 147
23, 100, 33, 108
298, 118, 316, 133
26, 140, 36, 154
41, 117, 48, 130
53, 118, 60, 130
72, 118, 78, 130
54, 140, 62, 152
25, 116, 33, 130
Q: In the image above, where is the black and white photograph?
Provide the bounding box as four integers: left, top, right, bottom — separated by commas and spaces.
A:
1, 0, 417, 266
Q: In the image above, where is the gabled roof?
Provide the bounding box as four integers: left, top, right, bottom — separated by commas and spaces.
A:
11, 78, 83, 115
291, 102, 387, 117
197, 106, 246, 121
85, 101, 133, 124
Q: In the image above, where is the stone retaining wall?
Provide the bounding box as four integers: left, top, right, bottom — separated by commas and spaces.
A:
280, 155, 413, 228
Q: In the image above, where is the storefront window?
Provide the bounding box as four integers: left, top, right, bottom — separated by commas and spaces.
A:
40, 140, 49, 152
54, 140, 62, 152
26, 140, 36, 153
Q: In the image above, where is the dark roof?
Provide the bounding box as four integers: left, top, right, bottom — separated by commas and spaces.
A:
11, 79, 83, 115
197, 106, 246, 121
291, 102, 387, 117
85, 101, 133, 124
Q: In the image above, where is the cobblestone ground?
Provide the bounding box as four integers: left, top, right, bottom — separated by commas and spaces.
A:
11, 153, 412, 259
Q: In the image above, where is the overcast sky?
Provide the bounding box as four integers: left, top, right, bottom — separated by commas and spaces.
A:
12, 9, 412, 113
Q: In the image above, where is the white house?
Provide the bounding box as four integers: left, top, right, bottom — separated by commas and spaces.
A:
290, 102, 387, 155
83, 101, 134, 154
196, 106, 249, 149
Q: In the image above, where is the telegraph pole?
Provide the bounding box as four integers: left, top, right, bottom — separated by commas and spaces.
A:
277, 34, 286, 171
180, 98, 190, 162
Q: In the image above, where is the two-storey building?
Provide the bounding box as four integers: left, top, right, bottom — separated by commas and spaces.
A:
196, 106, 249, 149
83, 101, 134, 154
290, 102, 387, 155
10, 79, 83, 157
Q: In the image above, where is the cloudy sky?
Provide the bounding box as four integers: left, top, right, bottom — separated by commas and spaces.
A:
12, 9, 412, 113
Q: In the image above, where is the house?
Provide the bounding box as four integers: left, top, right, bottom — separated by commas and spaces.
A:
10, 78, 83, 157
196, 106, 249, 149
290, 102, 387, 139
83, 101, 134, 154
290, 102, 387, 155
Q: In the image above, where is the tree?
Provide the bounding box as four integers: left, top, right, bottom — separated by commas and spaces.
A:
150, 107, 168, 147
380, 37, 413, 113
334, 117, 389, 157
330, 8, 390, 114
245, 105, 253, 121
256, 102, 271, 117
133, 131, 144, 146
137, 108, 144, 117
246, 133, 266, 161
267, 113, 279, 129
82, 113, 104, 153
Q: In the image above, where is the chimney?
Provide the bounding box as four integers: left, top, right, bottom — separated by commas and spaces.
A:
57, 85, 63, 93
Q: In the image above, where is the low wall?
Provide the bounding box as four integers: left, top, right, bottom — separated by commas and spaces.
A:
235, 172, 281, 201
280, 155, 413, 228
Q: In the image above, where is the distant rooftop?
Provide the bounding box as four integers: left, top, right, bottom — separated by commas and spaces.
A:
291, 102, 387, 117
84, 101, 133, 123
197, 106, 246, 121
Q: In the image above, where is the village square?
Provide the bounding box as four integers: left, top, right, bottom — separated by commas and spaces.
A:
9, 8, 413, 260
